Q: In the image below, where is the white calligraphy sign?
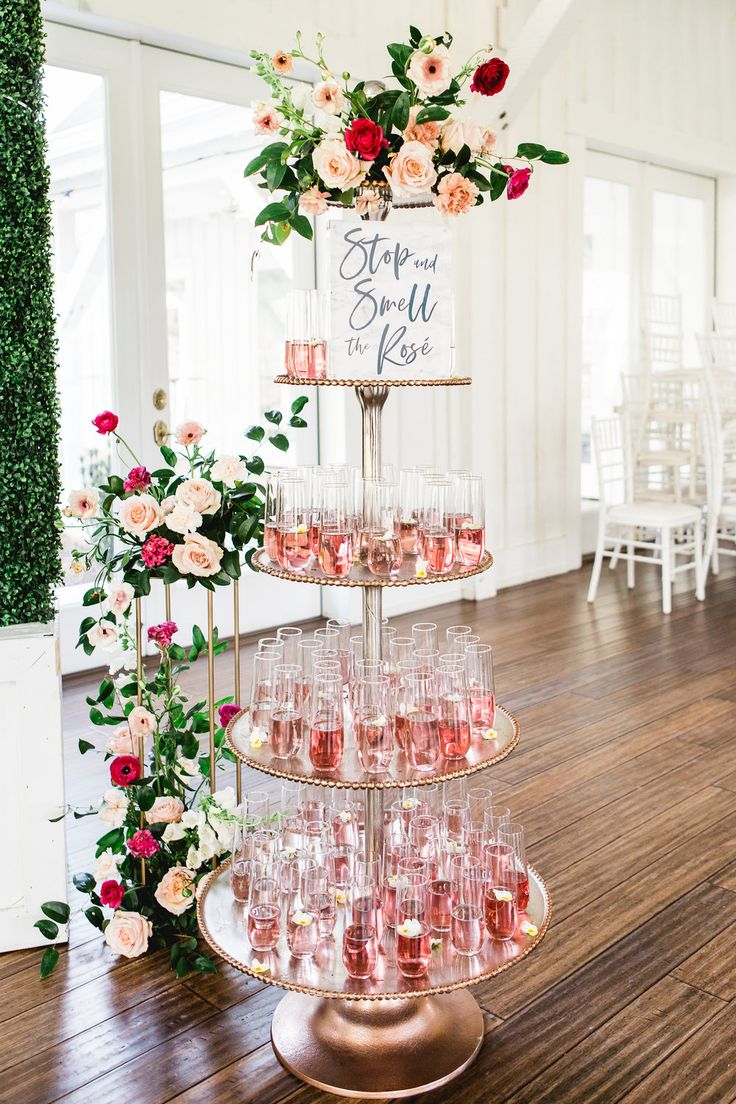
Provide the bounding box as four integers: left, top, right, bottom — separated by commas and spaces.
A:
328, 219, 453, 380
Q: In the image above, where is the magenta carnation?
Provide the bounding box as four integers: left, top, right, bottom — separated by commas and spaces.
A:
148, 621, 178, 649
124, 466, 152, 493
127, 829, 160, 859
218, 703, 241, 728
141, 535, 174, 568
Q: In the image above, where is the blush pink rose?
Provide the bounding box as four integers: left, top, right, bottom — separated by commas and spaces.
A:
383, 140, 437, 197
154, 866, 196, 916
119, 493, 163, 538
128, 705, 156, 740
106, 725, 135, 756
311, 79, 344, 116
87, 622, 119, 650
107, 581, 134, 615
99, 788, 129, 829
175, 478, 221, 516
253, 102, 283, 134
439, 117, 483, 156
67, 487, 100, 520
432, 172, 480, 216
299, 186, 330, 216
313, 139, 365, 192
174, 421, 205, 446
407, 45, 453, 97
145, 796, 185, 825
480, 128, 498, 156
172, 533, 224, 578
403, 105, 441, 151
104, 910, 152, 958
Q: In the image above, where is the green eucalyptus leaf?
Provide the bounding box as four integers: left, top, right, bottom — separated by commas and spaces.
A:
268, 433, 290, 452
42, 900, 70, 924
40, 946, 60, 979
516, 142, 546, 159
73, 872, 96, 894
290, 395, 309, 415
540, 149, 570, 164
245, 425, 265, 443
34, 918, 59, 941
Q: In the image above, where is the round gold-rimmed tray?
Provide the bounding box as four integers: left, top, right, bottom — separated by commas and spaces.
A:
226, 705, 519, 789
274, 375, 472, 387
197, 859, 550, 1000
252, 547, 493, 588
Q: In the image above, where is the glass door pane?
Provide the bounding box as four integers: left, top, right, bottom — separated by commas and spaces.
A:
651, 189, 709, 366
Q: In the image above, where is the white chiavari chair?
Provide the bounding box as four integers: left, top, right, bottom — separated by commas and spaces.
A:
712, 298, 736, 336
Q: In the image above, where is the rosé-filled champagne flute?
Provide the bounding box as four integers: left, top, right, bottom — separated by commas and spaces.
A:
326, 618, 352, 684
409, 814, 441, 879
284, 289, 327, 380
399, 468, 423, 555
354, 675, 394, 774
401, 670, 441, 772
392, 659, 419, 751
421, 478, 456, 575
367, 481, 403, 578
257, 636, 284, 658
269, 664, 303, 758
304, 865, 336, 937
247, 870, 281, 952
275, 477, 312, 573
437, 662, 472, 759
342, 883, 378, 980
498, 821, 530, 912
326, 843, 355, 904
396, 875, 432, 979
352, 875, 383, 944
484, 881, 518, 942
319, 483, 354, 579
308, 672, 344, 772
285, 865, 320, 959
249, 652, 277, 732
264, 470, 282, 563
297, 638, 321, 715
466, 643, 496, 735
244, 790, 270, 830
381, 842, 411, 929
450, 863, 485, 957
456, 475, 485, 566
230, 820, 257, 902
330, 790, 361, 849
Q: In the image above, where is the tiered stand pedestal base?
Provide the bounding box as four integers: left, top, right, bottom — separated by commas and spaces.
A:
198, 378, 551, 1098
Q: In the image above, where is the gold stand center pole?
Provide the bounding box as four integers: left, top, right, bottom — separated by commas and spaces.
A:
134, 597, 146, 885
233, 578, 242, 804
206, 590, 218, 867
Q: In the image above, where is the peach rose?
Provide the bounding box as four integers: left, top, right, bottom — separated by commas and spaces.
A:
172, 533, 224, 578
174, 421, 205, 446
299, 185, 330, 216
107, 581, 134, 615
311, 79, 344, 116
104, 910, 152, 958
67, 487, 99, 520
439, 117, 484, 156
313, 139, 365, 191
407, 45, 453, 97
272, 51, 292, 74
146, 796, 185, 825
128, 705, 156, 740
480, 127, 498, 156
87, 622, 119, 650
99, 787, 129, 829
106, 725, 135, 756
175, 478, 221, 516
154, 866, 197, 916
165, 501, 202, 535
403, 105, 441, 151
432, 172, 480, 216
383, 140, 437, 196
210, 455, 247, 487
119, 493, 163, 538
253, 102, 283, 135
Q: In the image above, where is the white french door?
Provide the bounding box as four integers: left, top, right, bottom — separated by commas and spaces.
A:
45, 24, 322, 672
581, 151, 714, 499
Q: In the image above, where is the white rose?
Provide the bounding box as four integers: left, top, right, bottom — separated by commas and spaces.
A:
165, 501, 203, 535
99, 788, 129, 829
439, 117, 484, 156
145, 796, 185, 824
181, 808, 205, 829
213, 786, 236, 811
67, 487, 100, 520
95, 848, 123, 882
197, 823, 220, 861
163, 821, 187, 843
176, 757, 200, 782
175, 478, 221, 516
104, 911, 152, 959
87, 622, 119, 650
211, 456, 247, 487
106, 582, 134, 615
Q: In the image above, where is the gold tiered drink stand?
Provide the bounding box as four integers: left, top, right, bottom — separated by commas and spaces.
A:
198, 376, 551, 1098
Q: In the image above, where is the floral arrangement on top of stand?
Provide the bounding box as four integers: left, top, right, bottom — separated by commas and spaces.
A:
245, 24, 569, 242
34, 400, 308, 979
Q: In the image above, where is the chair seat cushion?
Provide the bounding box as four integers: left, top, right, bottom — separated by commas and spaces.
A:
608, 501, 702, 526
637, 449, 692, 465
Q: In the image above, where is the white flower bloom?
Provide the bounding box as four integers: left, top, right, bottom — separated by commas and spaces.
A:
186, 844, 203, 870
213, 786, 236, 812
181, 808, 205, 830
250, 957, 271, 975
520, 921, 539, 937
210, 455, 247, 487
291, 910, 314, 926
165, 501, 203, 535
197, 823, 220, 861
397, 918, 422, 938
95, 848, 123, 883
493, 888, 513, 902
99, 788, 129, 829
162, 821, 187, 843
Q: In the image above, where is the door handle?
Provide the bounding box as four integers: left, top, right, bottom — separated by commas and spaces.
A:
153, 420, 168, 446
153, 387, 168, 411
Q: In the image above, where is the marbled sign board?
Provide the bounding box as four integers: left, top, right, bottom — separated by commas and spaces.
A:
328, 219, 453, 379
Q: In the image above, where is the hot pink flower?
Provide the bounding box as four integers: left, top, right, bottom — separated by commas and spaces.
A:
147, 621, 178, 649
344, 119, 388, 161
110, 755, 141, 787
100, 880, 125, 908
505, 165, 532, 200
124, 466, 152, 493
92, 410, 119, 435
218, 703, 241, 728
141, 535, 174, 568
127, 829, 160, 859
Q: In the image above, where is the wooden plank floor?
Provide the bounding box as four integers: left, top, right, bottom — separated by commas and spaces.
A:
3, 559, 736, 1104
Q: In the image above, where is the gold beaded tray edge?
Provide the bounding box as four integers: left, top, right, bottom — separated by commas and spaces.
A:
196, 859, 551, 1001
252, 548, 493, 588
274, 375, 472, 387
225, 705, 520, 790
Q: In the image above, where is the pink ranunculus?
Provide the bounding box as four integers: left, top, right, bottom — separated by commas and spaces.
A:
312, 139, 366, 192
141, 534, 174, 567
67, 487, 100, 520
127, 828, 160, 859
507, 165, 532, 200
432, 172, 480, 216
383, 140, 437, 197
147, 621, 178, 649
272, 51, 293, 75
253, 102, 283, 135
100, 880, 125, 909
145, 796, 185, 825
124, 466, 152, 493
119, 493, 163, 538
311, 79, 345, 116
174, 421, 205, 446
92, 410, 119, 435
104, 910, 152, 958
128, 705, 156, 740
171, 533, 224, 578
407, 45, 453, 97
403, 105, 441, 151
110, 755, 141, 787
218, 703, 241, 728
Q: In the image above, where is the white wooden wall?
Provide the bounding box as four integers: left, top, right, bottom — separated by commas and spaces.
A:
47, 0, 736, 601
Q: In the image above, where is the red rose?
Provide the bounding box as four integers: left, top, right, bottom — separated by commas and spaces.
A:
126, 828, 160, 859
92, 410, 119, 435
218, 703, 241, 728
470, 58, 510, 97
110, 754, 141, 787
507, 166, 532, 200
100, 880, 125, 908
344, 119, 389, 161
